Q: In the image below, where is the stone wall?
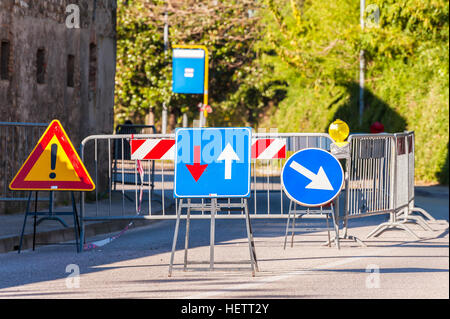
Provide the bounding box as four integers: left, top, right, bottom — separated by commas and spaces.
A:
0, 0, 117, 213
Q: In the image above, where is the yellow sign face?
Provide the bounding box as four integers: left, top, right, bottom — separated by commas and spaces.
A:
24, 136, 81, 182
9, 120, 95, 191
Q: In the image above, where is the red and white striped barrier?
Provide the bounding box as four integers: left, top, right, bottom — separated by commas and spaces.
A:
131, 139, 175, 160
251, 138, 286, 160
130, 138, 286, 160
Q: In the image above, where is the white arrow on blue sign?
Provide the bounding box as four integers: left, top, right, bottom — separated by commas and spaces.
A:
281, 148, 344, 207
174, 127, 251, 198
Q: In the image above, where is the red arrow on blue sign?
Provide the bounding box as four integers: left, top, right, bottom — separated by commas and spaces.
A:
185, 145, 208, 182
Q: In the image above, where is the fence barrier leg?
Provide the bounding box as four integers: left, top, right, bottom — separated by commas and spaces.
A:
367, 212, 420, 240
410, 207, 437, 222
396, 207, 435, 231
399, 213, 434, 231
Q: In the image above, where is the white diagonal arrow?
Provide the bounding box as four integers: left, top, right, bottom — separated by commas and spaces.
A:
289, 160, 334, 191
217, 143, 240, 180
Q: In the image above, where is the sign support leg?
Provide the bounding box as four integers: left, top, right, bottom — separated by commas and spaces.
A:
244, 199, 258, 275
183, 199, 191, 271
71, 192, 80, 253
290, 206, 297, 248
18, 191, 80, 253
79, 191, 85, 253
18, 191, 33, 253
284, 200, 293, 250
32, 191, 38, 251
36, 191, 68, 228
169, 198, 183, 277
325, 209, 332, 247
210, 198, 216, 271
330, 202, 341, 249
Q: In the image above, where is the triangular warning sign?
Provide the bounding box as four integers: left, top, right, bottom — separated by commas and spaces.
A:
9, 120, 95, 191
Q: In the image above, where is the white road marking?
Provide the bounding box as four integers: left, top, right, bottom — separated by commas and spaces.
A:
184, 256, 364, 299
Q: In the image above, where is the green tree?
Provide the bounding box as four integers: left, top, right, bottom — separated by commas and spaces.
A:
115, 0, 281, 129
258, 0, 448, 183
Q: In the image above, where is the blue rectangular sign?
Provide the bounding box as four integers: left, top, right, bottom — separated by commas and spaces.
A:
172, 48, 205, 94
174, 128, 251, 198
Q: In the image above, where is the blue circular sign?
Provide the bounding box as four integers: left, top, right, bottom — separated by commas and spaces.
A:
281, 148, 344, 207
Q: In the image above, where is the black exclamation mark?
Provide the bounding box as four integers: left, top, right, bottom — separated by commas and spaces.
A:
49, 143, 57, 179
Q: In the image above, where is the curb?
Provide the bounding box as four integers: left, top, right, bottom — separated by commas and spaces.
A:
0, 219, 159, 254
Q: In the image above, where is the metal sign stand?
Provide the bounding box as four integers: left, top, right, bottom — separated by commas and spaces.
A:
18, 191, 80, 253
284, 200, 341, 250
169, 198, 259, 277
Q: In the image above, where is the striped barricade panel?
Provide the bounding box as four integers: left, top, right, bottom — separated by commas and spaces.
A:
131, 139, 176, 160
251, 138, 286, 160
131, 138, 286, 160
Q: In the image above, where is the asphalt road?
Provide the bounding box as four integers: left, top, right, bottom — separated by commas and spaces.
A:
0, 189, 448, 301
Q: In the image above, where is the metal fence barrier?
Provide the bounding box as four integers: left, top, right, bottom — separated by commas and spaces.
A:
0, 122, 49, 205
344, 133, 396, 221
112, 124, 157, 190
394, 132, 441, 227
69, 128, 443, 251
3, 123, 439, 248
78, 132, 336, 248
343, 131, 437, 240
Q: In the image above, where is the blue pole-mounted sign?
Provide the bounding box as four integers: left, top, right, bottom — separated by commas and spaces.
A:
281, 148, 344, 207
172, 48, 206, 94
174, 127, 251, 198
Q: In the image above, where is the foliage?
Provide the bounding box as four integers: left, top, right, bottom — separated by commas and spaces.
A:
115, 0, 280, 128
258, 0, 448, 183
115, 0, 449, 183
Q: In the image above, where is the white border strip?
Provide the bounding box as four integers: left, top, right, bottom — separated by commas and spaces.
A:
173, 49, 205, 59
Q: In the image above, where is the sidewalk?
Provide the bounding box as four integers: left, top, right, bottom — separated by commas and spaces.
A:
0, 191, 172, 253
0, 185, 447, 254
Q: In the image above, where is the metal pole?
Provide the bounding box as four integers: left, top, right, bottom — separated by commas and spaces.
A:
164, 10, 169, 53
210, 198, 216, 270
162, 9, 169, 134
359, 0, 365, 126
199, 111, 205, 128
201, 46, 209, 128
169, 198, 183, 277
162, 104, 168, 134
